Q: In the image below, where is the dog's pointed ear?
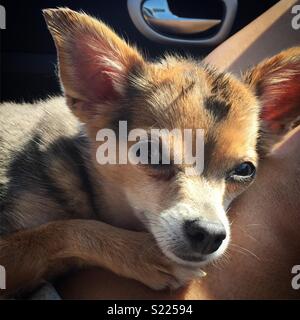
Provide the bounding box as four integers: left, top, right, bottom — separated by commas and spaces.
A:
43, 8, 144, 119
243, 47, 300, 156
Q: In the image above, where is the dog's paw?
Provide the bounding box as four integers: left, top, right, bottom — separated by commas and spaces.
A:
135, 261, 206, 291
171, 265, 206, 288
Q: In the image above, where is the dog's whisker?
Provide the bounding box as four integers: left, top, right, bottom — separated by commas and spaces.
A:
230, 243, 261, 261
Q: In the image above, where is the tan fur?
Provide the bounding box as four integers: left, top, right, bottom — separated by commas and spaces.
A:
0, 8, 299, 298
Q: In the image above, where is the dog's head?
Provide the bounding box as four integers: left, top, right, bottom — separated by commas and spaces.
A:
44, 8, 300, 266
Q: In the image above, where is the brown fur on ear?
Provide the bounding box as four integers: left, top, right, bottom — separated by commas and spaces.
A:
43, 8, 144, 111
243, 47, 300, 155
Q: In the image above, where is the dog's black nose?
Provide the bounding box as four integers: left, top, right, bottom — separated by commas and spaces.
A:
184, 219, 226, 255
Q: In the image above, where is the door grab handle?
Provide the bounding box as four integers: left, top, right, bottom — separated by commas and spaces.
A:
142, 0, 221, 35
127, 0, 238, 46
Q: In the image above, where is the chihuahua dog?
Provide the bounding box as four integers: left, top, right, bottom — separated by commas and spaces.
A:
0, 8, 299, 297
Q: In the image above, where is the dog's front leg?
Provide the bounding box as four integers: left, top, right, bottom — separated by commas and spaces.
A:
0, 219, 201, 297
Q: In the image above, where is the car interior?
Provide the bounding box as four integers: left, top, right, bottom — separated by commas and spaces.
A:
1, 0, 300, 301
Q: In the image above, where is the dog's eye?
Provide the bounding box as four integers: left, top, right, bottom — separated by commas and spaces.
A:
134, 140, 163, 165
227, 161, 256, 182
134, 139, 175, 179
147, 140, 163, 165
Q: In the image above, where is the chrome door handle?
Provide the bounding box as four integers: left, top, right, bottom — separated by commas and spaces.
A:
142, 0, 221, 35
128, 0, 238, 46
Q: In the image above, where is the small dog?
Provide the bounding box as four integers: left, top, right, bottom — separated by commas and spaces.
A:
0, 8, 299, 297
